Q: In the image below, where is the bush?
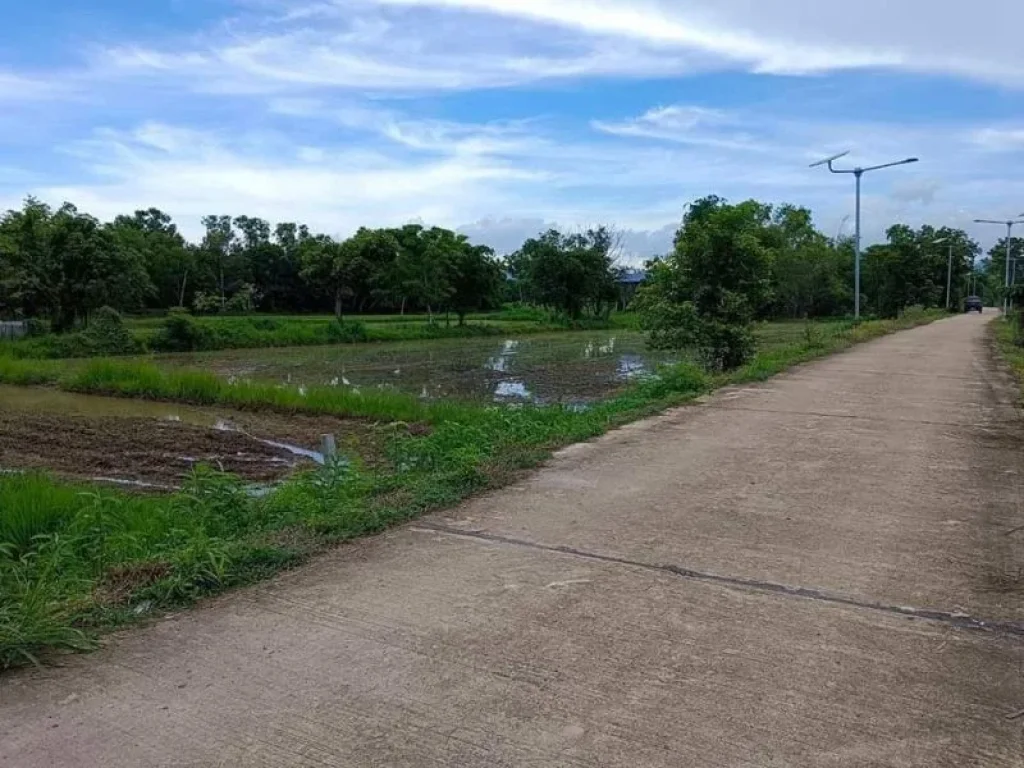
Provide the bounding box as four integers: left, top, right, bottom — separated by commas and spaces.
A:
24, 319, 47, 338
636, 362, 709, 399
326, 320, 369, 344
150, 308, 211, 352
8, 307, 140, 358
81, 307, 139, 355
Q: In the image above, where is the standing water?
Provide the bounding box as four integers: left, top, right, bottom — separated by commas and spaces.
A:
156, 330, 672, 404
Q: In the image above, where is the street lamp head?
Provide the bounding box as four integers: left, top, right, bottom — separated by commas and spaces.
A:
932, 238, 949, 245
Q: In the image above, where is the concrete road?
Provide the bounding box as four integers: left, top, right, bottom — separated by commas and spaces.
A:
2, 314, 1022, 767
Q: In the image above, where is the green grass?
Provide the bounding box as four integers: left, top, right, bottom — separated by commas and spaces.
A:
4, 310, 642, 359
0, 309, 946, 669
992, 314, 1024, 398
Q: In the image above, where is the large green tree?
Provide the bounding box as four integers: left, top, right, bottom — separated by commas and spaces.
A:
638, 197, 774, 369
444, 242, 503, 325
511, 227, 618, 320
0, 198, 152, 330
109, 208, 193, 308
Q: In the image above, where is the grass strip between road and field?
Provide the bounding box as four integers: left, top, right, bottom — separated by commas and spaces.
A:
992, 313, 1024, 400
0, 309, 946, 670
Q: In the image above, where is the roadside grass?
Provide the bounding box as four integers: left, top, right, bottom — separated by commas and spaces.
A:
992, 314, 1024, 398
0, 309, 945, 670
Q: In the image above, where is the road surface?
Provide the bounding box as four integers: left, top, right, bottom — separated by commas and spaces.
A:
2, 314, 1022, 767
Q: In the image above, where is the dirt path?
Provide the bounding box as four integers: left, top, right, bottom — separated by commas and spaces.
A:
2, 314, 1022, 767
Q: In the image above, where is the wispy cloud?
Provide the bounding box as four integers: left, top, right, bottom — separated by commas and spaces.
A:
90, 0, 1024, 96
593, 105, 769, 152
968, 127, 1024, 152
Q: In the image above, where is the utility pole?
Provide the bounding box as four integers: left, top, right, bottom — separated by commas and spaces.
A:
974, 216, 1024, 316
811, 152, 919, 319
933, 238, 954, 310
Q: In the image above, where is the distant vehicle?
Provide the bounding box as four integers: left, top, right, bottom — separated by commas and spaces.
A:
964, 296, 983, 313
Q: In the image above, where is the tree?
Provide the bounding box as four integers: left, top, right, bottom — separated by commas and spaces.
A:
984, 236, 1024, 307
862, 225, 980, 317
301, 228, 400, 320
763, 205, 848, 319
109, 208, 193, 308
445, 243, 502, 325
512, 227, 618, 320
638, 197, 773, 370
392, 225, 457, 321
0, 198, 152, 331
197, 215, 241, 309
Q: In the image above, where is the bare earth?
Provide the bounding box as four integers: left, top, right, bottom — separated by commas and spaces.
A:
2, 313, 1022, 767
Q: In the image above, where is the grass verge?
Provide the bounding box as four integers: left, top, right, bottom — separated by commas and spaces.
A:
0, 309, 945, 670
992, 313, 1024, 397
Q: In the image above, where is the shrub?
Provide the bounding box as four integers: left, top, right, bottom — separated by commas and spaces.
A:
24, 319, 47, 338
81, 307, 139, 356
636, 362, 709, 399
150, 308, 211, 352
10, 307, 140, 358
326, 320, 369, 343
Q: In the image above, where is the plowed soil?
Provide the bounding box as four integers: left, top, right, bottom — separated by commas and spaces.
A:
0, 409, 383, 487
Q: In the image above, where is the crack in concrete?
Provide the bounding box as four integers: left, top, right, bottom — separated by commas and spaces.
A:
415, 523, 1024, 639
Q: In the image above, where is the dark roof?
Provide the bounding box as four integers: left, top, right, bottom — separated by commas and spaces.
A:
617, 270, 647, 285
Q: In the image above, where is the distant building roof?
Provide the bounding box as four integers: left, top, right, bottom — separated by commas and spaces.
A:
617, 270, 647, 285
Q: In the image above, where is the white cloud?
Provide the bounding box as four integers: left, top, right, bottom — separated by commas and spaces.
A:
89, 0, 1024, 96
593, 105, 768, 152
21, 122, 547, 240
354, 0, 1024, 84
969, 127, 1024, 152
0, 71, 69, 102
5, 98, 1019, 257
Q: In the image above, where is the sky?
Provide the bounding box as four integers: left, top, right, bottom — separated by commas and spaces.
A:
2, 0, 1024, 261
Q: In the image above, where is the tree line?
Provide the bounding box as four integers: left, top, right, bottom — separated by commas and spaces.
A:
0, 195, 1014, 339
637, 195, 1011, 370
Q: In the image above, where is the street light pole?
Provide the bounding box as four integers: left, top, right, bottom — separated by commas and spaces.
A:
947, 242, 955, 309
933, 237, 953, 310
974, 217, 1024, 315
811, 152, 919, 319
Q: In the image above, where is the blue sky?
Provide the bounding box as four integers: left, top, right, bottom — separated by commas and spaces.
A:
2, 0, 1024, 259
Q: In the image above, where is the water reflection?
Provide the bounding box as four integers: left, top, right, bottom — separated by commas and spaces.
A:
617, 355, 648, 379
486, 339, 520, 373
494, 380, 532, 400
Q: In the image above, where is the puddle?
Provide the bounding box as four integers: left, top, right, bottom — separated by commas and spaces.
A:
494, 380, 532, 400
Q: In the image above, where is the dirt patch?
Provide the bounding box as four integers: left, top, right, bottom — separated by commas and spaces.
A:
0, 409, 384, 488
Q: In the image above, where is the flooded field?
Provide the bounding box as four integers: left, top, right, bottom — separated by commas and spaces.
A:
0, 385, 384, 488
158, 331, 676, 404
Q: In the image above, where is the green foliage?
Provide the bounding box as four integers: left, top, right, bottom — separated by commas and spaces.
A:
4, 306, 141, 358
0, 198, 153, 331
510, 228, 619, 321
639, 197, 772, 370
326, 319, 369, 343
861, 224, 981, 318
635, 362, 709, 400
150, 308, 210, 352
